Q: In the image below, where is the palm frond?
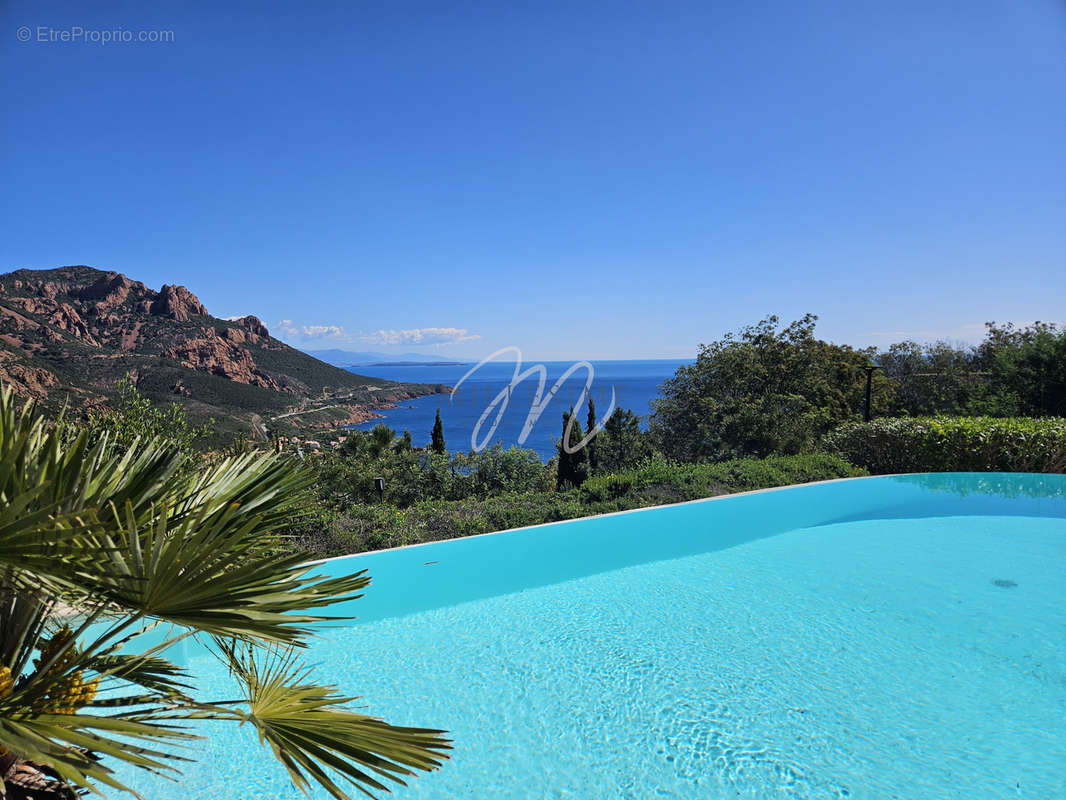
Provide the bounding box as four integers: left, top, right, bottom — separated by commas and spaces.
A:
211, 642, 451, 799
0, 711, 194, 795
77, 494, 372, 643
0, 387, 452, 799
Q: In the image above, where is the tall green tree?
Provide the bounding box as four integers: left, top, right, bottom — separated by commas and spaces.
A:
430, 409, 446, 455
876, 340, 979, 416
976, 322, 1066, 416
0, 388, 449, 799
874, 322, 1066, 418
585, 396, 599, 474
651, 314, 886, 461
555, 409, 589, 489
596, 408, 653, 473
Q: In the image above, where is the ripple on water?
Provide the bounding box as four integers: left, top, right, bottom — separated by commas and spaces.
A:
117, 515, 1066, 799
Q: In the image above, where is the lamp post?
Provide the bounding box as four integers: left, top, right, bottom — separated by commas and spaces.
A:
862, 364, 881, 422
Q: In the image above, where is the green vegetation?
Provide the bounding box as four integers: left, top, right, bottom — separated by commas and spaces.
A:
316, 440, 553, 509
89, 375, 214, 452
824, 416, 1066, 475
651, 315, 1066, 466
0, 388, 448, 799
580, 453, 865, 505
431, 408, 446, 454
877, 322, 1066, 417
597, 407, 654, 472
291, 492, 590, 555
556, 409, 590, 489
650, 315, 885, 461
290, 442, 862, 557
585, 396, 599, 473
977, 322, 1066, 416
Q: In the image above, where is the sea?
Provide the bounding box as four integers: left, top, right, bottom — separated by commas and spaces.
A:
346, 359, 690, 460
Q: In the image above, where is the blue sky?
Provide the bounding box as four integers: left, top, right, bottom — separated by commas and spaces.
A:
2, 1, 1064, 360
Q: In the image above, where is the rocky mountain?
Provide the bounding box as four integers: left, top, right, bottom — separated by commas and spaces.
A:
0, 266, 445, 440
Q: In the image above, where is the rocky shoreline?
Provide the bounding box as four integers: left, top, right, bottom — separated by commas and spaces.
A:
287, 386, 449, 431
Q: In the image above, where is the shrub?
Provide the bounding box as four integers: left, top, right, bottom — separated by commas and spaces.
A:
298, 453, 866, 556
451, 444, 555, 497
823, 416, 1066, 474
290, 504, 411, 556
90, 375, 213, 452
313, 442, 554, 509
301, 493, 590, 555
408, 493, 588, 543
581, 453, 865, 505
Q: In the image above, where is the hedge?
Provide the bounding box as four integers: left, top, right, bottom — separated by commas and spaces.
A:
580, 453, 866, 505
294, 492, 591, 556
292, 453, 868, 556
823, 416, 1066, 475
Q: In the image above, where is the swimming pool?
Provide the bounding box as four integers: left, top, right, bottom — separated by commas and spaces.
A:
117, 473, 1066, 799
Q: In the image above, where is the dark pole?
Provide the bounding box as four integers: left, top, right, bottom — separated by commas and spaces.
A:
862, 365, 880, 422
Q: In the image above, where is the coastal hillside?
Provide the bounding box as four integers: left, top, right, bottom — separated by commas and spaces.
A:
0, 266, 445, 440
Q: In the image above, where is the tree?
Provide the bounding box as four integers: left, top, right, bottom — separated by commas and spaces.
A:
0, 388, 449, 798
430, 409, 446, 455
585, 397, 599, 474
976, 322, 1066, 416
874, 323, 1066, 418
876, 340, 978, 416
367, 423, 396, 458
555, 409, 589, 489
596, 408, 653, 473
650, 315, 887, 461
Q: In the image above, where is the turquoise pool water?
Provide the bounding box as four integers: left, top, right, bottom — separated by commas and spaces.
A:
116, 474, 1066, 799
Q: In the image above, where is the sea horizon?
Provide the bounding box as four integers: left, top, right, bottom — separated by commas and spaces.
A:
346, 358, 691, 460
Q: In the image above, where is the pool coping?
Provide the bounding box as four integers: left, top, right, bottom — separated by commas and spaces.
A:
308, 471, 922, 566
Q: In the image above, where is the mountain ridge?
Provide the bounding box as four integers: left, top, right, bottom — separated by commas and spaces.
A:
0, 266, 446, 440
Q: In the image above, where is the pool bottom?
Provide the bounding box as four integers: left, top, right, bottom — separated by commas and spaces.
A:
120, 514, 1066, 799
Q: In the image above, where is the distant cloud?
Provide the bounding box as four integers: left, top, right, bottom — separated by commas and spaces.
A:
360, 327, 481, 346
275, 320, 348, 340
274, 320, 480, 348
301, 324, 346, 338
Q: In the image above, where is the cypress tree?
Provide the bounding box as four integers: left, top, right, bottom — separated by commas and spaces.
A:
585, 396, 598, 475
430, 408, 446, 454
556, 408, 589, 489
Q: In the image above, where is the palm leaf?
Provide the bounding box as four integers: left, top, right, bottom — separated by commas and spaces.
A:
0, 387, 452, 799
209, 642, 451, 799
